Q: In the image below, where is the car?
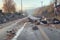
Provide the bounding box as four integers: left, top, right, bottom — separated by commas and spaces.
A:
40, 20, 47, 24
52, 18, 60, 24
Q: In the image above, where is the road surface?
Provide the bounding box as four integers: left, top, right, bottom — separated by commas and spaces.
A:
0, 17, 28, 40
0, 17, 60, 40
16, 23, 60, 40
40, 25, 60, 40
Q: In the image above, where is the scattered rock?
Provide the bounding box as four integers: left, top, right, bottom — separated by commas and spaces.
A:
32, 26, 38, 30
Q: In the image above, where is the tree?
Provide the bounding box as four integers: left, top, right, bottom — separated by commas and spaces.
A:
3, 0, 16, 13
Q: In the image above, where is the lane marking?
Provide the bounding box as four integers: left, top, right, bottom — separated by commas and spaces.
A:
37, 25, 50, 40
12, 23, 27, 40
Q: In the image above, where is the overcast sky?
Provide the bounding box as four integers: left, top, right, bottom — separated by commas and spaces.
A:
0, 0, 53, 10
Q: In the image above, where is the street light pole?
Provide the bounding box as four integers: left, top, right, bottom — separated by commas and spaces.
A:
21, 0, 22, 13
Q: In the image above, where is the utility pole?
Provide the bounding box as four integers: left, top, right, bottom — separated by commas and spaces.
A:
55, 0, 57, 7
54, 0, 57, 18
41, 1, 43, 7
21, 0, 23, 14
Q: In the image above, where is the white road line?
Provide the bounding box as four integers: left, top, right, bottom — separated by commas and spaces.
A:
12, 23, 27, 40
37, 25, 50, 40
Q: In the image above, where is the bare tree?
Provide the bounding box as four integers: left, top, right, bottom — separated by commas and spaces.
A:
3, 0, 16, 13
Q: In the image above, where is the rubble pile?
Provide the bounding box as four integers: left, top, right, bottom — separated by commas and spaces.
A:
0, 12, 25, 24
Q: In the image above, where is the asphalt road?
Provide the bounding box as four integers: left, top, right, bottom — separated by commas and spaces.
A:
0, 17, 60, 40
13, 22, 60, 40
0, 20, 23, 40
0, 17, 28, 40
40, 25, 60, 40
17, 23, 45, 40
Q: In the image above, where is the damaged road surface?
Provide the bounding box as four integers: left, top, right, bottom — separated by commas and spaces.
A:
16, 23, 49, 40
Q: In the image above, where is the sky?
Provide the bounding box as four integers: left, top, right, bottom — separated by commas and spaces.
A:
22, 0, 53, 10
0, 0, 53, 11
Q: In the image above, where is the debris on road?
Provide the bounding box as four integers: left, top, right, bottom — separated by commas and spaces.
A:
32, 26, 38, 30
